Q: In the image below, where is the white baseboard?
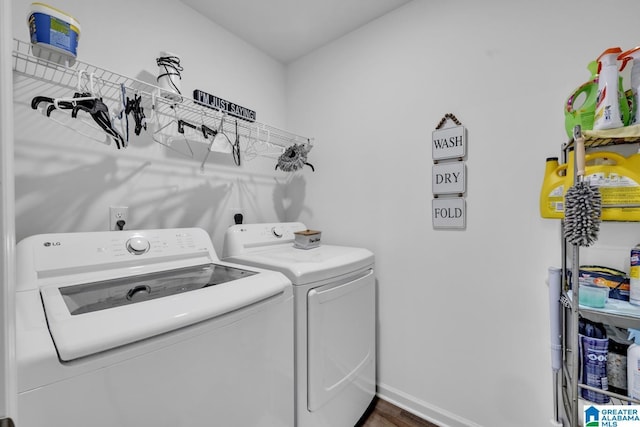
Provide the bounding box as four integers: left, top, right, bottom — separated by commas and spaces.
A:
376, 383, 483, 427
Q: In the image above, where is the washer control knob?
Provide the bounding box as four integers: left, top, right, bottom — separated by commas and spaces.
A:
126, 236, 150, 255
271, 226, 283, 238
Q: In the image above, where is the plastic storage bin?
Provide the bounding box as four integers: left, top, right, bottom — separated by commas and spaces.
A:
28, 3, 81, 66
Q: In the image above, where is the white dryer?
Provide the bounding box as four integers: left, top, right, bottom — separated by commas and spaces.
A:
223, 222, 376, 427
15, 228, 294, 427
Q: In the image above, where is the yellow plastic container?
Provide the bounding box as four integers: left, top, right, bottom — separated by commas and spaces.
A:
540, 151, 640, 221
539, 157, 566, 219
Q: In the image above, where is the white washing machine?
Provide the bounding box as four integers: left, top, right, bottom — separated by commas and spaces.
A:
223, 222, 376, 427
15, 227, 294, 427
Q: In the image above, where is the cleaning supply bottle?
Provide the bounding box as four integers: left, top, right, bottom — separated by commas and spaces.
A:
565, 61, 599, 138
579, 318, 610, 403
608, 337, 630, 396
594, 47, 624, 130
619, 46, 640, 125
539, 157, 564, 219
627, 328, 640, 399
540, 150, 640, 221
583, 151, 640, 221
630, 244, 640, 306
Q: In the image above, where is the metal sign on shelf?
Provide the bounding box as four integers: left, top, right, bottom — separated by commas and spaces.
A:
193, 89, 256, 122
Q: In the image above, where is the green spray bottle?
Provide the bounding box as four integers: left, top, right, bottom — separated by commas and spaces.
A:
627, 329, 640, 399
565, 60, 599, 139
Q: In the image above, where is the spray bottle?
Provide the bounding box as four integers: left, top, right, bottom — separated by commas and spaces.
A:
579, 319, 610, 403
565, 61, 599, 139
627, 329, 640, 399
594, 47, 624, 130
619, 46, 640, 125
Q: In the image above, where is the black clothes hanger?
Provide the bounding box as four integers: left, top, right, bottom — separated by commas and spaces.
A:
201, 124, 217, 140
31, 96, 69, 117
125, 94, 146, 136
31, 70, 125, 148
49, 93, 96, 117
232, 120, 241, 166
32, 92, 122, 147
178, 119, 226, 145
31, 95, 56, 110
178, 119, 197, 134
72, 98, 125, 149
31, 92, 94, 115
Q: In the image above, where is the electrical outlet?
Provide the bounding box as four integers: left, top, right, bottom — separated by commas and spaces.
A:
110, 206, 129, 231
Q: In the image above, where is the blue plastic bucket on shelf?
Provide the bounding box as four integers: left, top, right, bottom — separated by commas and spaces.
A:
27, 2, 81, 66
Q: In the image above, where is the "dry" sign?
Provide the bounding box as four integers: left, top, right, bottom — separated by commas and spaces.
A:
432, 162, 466, 195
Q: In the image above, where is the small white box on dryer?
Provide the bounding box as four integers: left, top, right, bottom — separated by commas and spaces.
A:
294, 229, 321, 249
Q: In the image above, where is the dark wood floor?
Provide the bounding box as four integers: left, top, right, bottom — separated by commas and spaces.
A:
356, 397, 440, 427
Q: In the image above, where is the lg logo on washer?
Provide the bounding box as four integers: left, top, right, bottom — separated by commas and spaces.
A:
43, 241, 61, 247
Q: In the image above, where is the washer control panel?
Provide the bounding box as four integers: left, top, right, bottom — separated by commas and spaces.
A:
22, 228, 215, 282
126, 236, 150, 255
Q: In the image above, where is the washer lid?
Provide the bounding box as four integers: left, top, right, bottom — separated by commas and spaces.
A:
224, 244, 374, 285
41, 263, 289, 361
57, 263, 257, 315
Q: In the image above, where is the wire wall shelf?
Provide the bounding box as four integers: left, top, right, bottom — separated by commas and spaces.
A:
12, 38, 313, 168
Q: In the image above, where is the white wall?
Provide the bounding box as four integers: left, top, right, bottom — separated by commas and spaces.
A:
12, 0, 296, 252
286, 1, 640, 426
12, 1, 640, 426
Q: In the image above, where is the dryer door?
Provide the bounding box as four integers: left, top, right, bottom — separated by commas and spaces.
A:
307, 268, 375, 412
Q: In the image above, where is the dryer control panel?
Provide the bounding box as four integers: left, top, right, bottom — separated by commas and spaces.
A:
223, 222, 307, 257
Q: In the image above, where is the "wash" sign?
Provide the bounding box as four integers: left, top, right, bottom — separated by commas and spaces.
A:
432, 125, 466, 161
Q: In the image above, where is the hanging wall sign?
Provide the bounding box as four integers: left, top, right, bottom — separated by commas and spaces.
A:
432, 197, 466, 229
432, 113, 467, 230
193, 89, 256, 122
432, 119, 466, 161
432, 161, 466, 195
